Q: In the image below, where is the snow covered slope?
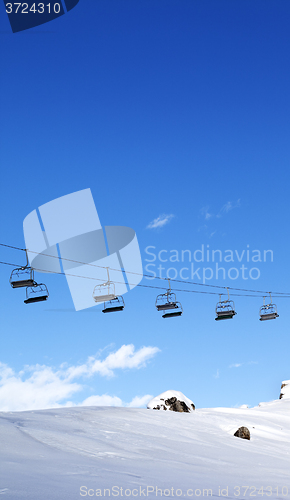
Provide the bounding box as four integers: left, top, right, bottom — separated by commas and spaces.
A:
1, 400, 290, 499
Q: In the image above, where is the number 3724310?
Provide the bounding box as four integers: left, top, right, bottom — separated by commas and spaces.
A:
5, 3, 61, 14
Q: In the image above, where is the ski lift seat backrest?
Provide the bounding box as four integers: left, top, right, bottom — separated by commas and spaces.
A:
102, 296, 125, 313
156, 302, 178, 311
215, 311, 236, 320
216, 309, 236, 316
260, 312, 279, 321
103, 305, 124, 313
11, 277, 35, 288
162, 310, 183, 318
24, 295, 48, 304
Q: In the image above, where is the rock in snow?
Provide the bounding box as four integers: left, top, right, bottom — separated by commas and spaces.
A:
147, 390, 195, 412
234, 426, 251, 440
279, 380, 290, 399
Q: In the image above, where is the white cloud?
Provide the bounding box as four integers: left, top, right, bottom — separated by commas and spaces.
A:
66, 344, 160, 379
0, 362, 81, 411
80, 395, 123, 407
127, 394, 153, 408
147, 214, 174, 229
229, 363, 242, 368
79, 393, 153, 409
213, 369, 220, 379
0, 345, 160, 412
91, 344, 160, 378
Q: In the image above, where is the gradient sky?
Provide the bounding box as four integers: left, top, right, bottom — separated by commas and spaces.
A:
0, 0, 290, 411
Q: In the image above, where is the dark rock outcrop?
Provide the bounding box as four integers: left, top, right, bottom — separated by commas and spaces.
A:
156, 396, 195, 412
234, 426, 250, 440
147, 390, 195, 412
279, 381, 289, 399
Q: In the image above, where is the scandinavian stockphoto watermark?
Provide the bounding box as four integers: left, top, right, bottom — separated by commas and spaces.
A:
23, 188, 143, 311
22, 190, 273, 308
144, 245, 273, 284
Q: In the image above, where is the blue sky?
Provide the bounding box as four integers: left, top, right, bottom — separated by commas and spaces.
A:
0, 0, 290, 411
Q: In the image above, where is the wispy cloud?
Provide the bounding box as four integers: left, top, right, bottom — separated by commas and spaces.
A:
216, 199, 241, 218
0, 345, 160, 411
229, 361, 258, 369
200, 206, 212, 220
147, 214, 174, 229
200, 200, 241, 221
213, 369, 220, 379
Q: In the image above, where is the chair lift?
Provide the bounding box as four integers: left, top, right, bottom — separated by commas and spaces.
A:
259, 293, 279, 321
155, 279, 183, 318
215, 288, 237, 320
10, 250, 35, 288
92, 268, 125, 313
24, 283, 49, 304
93, 267, 117, 303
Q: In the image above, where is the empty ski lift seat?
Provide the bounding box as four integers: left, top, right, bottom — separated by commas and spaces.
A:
10, 250, 35, 289
93, 268, 117, 303
156, 280, 183, 318
215, 289, 236, 321
24, 283, 49, 304
259, 294, 279, 321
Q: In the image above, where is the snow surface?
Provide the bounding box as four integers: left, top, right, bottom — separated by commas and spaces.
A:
147, 390, 195, 411
280, 380, 290, 399
1, 399, 290, 499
